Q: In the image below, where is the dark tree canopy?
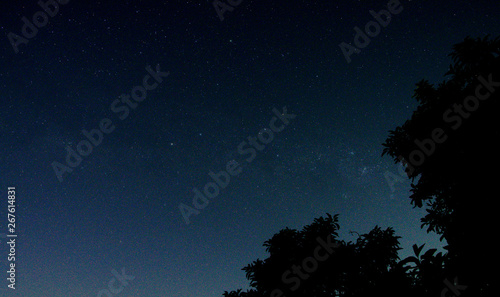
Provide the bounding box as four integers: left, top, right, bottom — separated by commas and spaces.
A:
382, 35, 498, 296
223, 214, 453, 297
223, 214, 408, 297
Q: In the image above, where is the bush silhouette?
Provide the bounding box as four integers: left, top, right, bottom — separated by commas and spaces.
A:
223, 214, 424, 297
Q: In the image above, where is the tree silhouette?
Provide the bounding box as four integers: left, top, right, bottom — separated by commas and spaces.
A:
222, 213, 437, 297
382, 35, 499, 296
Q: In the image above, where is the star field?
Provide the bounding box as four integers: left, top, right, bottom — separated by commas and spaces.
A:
0, 0, 499, 296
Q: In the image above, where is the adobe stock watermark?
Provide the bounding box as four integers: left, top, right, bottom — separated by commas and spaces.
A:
339, 0, 403, 64
179, 106, 296, 225
7, 0, 70, 54
384, 73, 499, 196
441, 277, 467, 297
51, 64, 169, 182
271, 234, 340, 296
96, 268, 135, 297
213, 0, 243, 21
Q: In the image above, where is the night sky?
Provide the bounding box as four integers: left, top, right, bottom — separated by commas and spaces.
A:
1, 0, 499, 296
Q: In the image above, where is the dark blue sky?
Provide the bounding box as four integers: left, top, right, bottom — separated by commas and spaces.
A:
1, 0, 499, 296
